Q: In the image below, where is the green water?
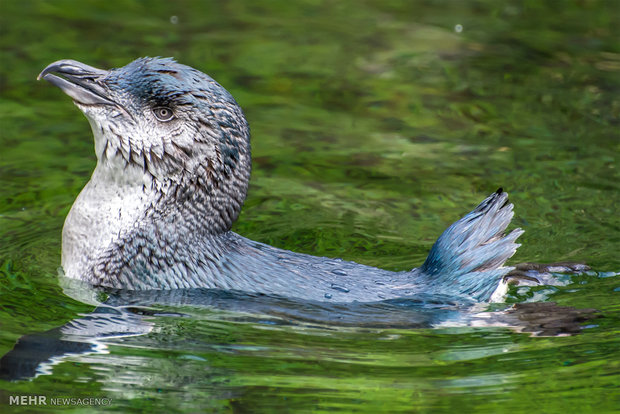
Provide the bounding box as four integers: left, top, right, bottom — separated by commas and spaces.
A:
1, 0, 619, 412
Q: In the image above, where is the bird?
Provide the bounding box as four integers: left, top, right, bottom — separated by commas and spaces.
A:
38, 57, 524, 304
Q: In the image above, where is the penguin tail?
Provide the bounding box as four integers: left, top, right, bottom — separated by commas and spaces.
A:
419, 189, 524, 301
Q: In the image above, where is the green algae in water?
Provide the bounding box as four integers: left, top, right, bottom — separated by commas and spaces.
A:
1, 1, 619, 413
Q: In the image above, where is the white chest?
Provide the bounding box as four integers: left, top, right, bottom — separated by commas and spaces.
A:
61, 161, 153, 279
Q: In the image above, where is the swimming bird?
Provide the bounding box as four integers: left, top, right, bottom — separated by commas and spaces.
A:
38, 57, 524, 303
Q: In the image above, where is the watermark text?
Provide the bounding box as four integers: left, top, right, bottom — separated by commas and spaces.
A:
9, 395, 112, 406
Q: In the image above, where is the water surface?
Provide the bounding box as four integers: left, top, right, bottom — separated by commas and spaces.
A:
1, 1, 619, 412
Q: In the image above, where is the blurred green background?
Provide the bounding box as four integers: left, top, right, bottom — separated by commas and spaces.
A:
1, 1, 619, 413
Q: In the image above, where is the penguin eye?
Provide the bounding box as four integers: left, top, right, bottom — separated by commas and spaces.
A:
153, 107, 174, 122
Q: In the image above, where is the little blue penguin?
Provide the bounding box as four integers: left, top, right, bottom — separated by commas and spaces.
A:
38, 58, 523, 303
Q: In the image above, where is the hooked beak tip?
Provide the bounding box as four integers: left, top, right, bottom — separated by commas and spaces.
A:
38, 59, 114, 106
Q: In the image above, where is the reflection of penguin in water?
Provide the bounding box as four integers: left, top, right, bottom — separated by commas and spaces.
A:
38, 57, 530, 303
0, 287, 598, 381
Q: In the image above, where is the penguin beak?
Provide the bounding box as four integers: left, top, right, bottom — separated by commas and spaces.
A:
38, 59, 115, 106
